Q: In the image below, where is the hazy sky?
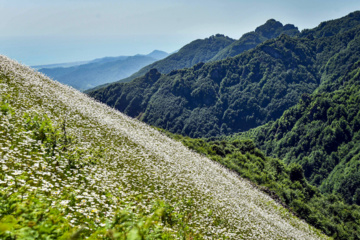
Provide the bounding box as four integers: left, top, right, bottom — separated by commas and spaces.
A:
1, 0, 360, 65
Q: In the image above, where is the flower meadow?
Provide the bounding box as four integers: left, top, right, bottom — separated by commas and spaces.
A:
0, 55, 328, 239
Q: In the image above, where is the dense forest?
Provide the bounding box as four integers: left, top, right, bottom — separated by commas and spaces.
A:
236, 62, 360, 205
159, 59, 360, 239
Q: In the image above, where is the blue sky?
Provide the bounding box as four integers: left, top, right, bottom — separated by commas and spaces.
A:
1, 0, 360, 65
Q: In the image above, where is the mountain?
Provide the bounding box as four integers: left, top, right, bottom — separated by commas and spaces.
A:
88, 12, 360, 139
146, 49, 169, 59
88, 35, 318, 138
38, 50, 168, 91
115, 20, 299, 85
116, 34, 235, 83
86, 13, 360, 239
86, 55, 129, 64
0, 55, 326, 239
210, 19, 299, 61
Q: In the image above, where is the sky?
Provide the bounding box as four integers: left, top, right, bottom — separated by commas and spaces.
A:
1, 0, 360, 66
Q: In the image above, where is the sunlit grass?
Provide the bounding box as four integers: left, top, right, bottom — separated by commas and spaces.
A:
0, 55, 328, 239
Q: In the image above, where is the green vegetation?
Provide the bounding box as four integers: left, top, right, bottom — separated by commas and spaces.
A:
235, 62, 360, 205
0, 91, 201, 239
1, 179, 199, 240
300, 11, 360, 38
163, 131, 360, 239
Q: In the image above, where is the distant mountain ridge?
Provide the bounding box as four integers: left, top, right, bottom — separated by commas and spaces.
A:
38, 50, 168, 91
210, 19, 299, 61
116, 20, 299, 84
145, 49, 169, 59
32, 60, 90, 70
116, 34, 236, 83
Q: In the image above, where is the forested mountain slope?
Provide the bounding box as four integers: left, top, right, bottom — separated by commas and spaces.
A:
235, 13, 360, 201
238, 60, 360, 206
0, 56, 326, 239
88, 11, 360, 139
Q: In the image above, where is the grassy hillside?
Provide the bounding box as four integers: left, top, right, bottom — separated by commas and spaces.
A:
0, 56, 326, 239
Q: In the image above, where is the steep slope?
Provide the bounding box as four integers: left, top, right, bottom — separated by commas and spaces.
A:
0, 56, 326, 239
117, 34, 235, 83
88, 12, 360, 139
38, 51, 168, 91
210, 19, 299, 61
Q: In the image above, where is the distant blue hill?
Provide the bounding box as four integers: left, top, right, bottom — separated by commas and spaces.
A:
37, 50, 168, 91
32, 60, 91, 70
